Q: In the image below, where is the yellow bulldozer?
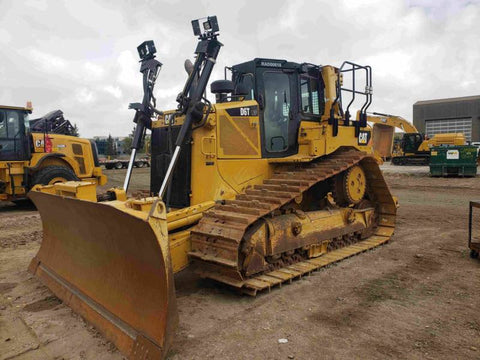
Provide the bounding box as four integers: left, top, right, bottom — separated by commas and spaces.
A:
367, 112, 465, 165
28, 17, 397, 359
0, 104, 106, 201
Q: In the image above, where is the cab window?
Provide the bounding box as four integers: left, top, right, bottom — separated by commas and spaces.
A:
0, 109, 29, 161
263, 71, 291, 152
0, 110, 21, 139
300, 75, 322, 116
0, 111, 6, 138
238, 73, 254, 100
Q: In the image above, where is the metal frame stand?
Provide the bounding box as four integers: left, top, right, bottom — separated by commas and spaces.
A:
468, 201, 480, 259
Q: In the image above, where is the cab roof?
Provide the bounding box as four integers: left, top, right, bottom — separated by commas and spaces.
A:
231, 58, 323, 79
0, 105, 32, 113
232, 58, 302, 73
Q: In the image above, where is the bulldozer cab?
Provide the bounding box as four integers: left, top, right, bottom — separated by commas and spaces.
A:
0, 106, 31, 161
231, 59, 325, 158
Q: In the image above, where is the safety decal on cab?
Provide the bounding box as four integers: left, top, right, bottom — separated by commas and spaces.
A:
358, 130, 371, 146
226, 106, 258, 117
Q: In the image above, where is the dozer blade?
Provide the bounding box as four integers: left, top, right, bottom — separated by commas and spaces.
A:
28, 191, 177, 360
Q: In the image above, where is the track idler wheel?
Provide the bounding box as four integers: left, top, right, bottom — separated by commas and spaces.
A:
333, 165, 367, 206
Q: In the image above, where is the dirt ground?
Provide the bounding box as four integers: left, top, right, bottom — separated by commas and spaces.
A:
1, 166, 480, 360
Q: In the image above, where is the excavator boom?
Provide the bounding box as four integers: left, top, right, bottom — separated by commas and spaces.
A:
368, 112, 419, 133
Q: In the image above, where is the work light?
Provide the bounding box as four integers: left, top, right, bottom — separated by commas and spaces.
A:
191, 16, 219, 38
137, 40, 157, 61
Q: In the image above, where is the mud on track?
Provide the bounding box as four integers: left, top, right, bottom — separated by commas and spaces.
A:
1, 167, 479, 359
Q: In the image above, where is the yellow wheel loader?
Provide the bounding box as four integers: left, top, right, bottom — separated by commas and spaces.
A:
0, 104, 106, 201
28, 16, 397, 360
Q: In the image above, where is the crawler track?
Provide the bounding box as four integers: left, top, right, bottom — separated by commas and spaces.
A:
189, 148, 397, 295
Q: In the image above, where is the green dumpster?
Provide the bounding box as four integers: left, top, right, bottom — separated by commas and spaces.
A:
430, 145, 478, 177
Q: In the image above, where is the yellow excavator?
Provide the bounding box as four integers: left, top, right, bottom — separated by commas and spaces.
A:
0, 104, 106, 201
367, 112, 465, 165
28, 17, 397, 359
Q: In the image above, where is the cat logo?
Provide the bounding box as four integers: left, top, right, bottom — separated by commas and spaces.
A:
35, 139, 44, 148
358, 131, 371, 146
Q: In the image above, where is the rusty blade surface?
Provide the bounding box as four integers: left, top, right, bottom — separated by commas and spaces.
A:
28, 191, 177, 360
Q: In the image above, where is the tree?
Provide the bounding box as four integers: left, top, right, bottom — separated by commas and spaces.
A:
121, 126, 135, 155
123, 136, 132, 155
143, 134, 151, 155
71, 123, 80, 137
106, 134, 116, 156
121, 126, 150, 155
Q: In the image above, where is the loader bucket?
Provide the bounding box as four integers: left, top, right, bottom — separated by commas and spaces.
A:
28, 191, 177, 360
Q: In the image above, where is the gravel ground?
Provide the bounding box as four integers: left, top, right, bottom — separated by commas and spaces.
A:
1, 166, 479, 360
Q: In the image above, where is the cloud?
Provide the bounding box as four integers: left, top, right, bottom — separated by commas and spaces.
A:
0, 0, 479, 138
407, 0, 480, 19
24, 0, 48, 11
76, 88, 95, 104
279, 0, 305, 30
103, 85, 122, 99
117, 50, 139, 87
29, 48, 67, 72
0, 29, 12, 44
83, 62, 105, 81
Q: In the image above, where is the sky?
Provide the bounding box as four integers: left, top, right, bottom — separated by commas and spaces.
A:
1, 0, 479, 138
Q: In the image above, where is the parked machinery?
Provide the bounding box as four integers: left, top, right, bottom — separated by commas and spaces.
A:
101, 158, 150, 170
0, 104, 106, 201
28, 17, 396, 359
367, 112, 465, 165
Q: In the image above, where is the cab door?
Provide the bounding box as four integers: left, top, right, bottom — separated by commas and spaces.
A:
257, 70, 298, 158
0, 109, 30, 161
